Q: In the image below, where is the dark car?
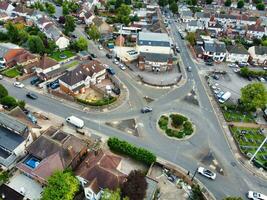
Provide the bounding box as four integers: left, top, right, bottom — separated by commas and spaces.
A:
112, 87, 121, 95
106, 53, 113, 59
30, 77, 40, 85
141, 106, 153, 113
213, 74, 219, 80
91, 53, 97, 58
106, 67, 115, 75
71, 34, 77, 39
26, 92, 38, 100
247, 76, 253, 81
206, 62, 214, 66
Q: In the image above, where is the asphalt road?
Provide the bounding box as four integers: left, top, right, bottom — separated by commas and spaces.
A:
1, 22, 267, 200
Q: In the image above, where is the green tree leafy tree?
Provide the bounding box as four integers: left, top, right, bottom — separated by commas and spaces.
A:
27, 35, 45, 54
64, 15, 76, 36
41, 171, 79, 200
75, 37, 88, 51
122, 170, 148, 200
116, 4, 131, 25
169, 2, 178, 13
17, 100, 26, 109
224, 0, 232, 6
6, 22, 19, 43
87, 25, 100, 41
205, 0, 213, 4
256, 3, 265, 10
1, 96, 17, 108
237, 0, 244, 8
45, 2, 56, 15
34, 1, 45, 11
158, 0, 168, 7
186, 32, 196, 46
191, 185, 205, 200
101, 188, 129, 200
0, 84, 8, 99
241, 83, 267, 111
191, 0, 197, 5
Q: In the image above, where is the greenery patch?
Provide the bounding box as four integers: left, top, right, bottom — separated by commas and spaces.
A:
76, 96, 117, 106
50, 50, 75, 61
2, 67, 21, 78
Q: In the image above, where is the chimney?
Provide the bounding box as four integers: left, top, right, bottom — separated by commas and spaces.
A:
67, 146, 75, 157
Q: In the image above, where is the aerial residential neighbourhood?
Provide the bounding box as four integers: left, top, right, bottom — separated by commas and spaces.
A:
0, 0, 267, 199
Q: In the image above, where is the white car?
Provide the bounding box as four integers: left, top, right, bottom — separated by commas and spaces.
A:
247, 191, 267, 200
13, 81, 24, 88
113, 59, 119, 65
98, 45, 103, 50
197, 167, 216, 180
119, 64, 126, 70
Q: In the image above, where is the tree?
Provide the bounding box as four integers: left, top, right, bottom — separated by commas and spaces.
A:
237, 0, 244, 8
262, 39, 267, 46
205, 0, 213, 4
224, 0, 232, 6
17, 100, 26, 109
101, 189, 122, 200
186, 32, 196, 46
41, 171, 79, 200
0, 31, 8, 41
18, 30, 29, 45
256, 3, 265, 10
64, 15, 75, 35
169, 2, 178, 13
6, 22, 19, 43
115, 0, 124, 9
158, 0, 168, 7
0, 84, 8, 98
1, 96, 17, 108
116, 4, 131, 25
87, 25, 100, 41
241, 83, 267, 111
191, 0, 197, 5
27, 36, 45, 54
191, 185, 205, 200
58, 16, 66, 24
170, 114, 188, 128
223, 197, 243, 200
45, 2, 56, 15
75, 37, 88, 51
122, 170, 147, 200
34, 1, 45, 11
45, 40, 57, 54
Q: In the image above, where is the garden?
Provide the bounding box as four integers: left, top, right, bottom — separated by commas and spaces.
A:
76, 96, 117, 106
158, 113, 194, 139
49, 50, 75, 61
229, 126, 267, 169
2, 67, 21, 78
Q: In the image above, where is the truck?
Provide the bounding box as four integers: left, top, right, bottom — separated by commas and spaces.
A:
218, 91, 231, 103
66, 116, 84, 128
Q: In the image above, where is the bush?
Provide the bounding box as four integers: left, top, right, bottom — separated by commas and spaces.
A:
0, 84, 8, 98
183, 121, 193, 135
158, 115, 169, 130
240, 67, 267, 78
170, 114, 187, 128
0, 95, 17, 108
76, 96, 117, 106
107, 137, 156, 165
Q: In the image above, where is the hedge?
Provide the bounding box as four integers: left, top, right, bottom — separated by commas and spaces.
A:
158, 115, 169, 130
240, 67, 267, 78
76, 96, 117, 106
107, 137, 156, 165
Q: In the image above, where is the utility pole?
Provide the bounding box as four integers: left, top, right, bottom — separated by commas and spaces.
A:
191, 168, 198, 181
250, 136, 267, 162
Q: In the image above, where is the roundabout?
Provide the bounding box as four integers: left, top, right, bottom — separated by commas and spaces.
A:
158, 113, 194, 140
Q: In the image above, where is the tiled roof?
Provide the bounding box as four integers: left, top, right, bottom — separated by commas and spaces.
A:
37, 56, 58, 69
227, 44, 248, 55
139, 52, 172, 62
255, 46, 267, 55
247, 24, 265, 32
4, 49, 25, 63
0, 2, 10, 10
13, 6, 34, 15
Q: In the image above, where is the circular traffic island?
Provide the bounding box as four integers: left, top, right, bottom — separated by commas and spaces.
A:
158, 113, 194, 140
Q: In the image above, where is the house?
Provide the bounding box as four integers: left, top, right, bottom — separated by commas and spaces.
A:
13, 50, 39, 71
43, 23, 70, 50
246, 24, 266, 39
0, 43, 20, 68
0, 11, 9, 21
0, 2, 14, 15
186, 20, 204, 32
12, 6, 34, 17
16, 126, 87, 185
203, 40, 226, 62
75, 150, 126, 200
92, 17, 113, 35
0, 112, 32, 170
35, 56, 60, 80
0, 184, 25, 200
226, 44, 249, 63
59, 60, 106, 95
84, 11, 95, 25
36, 16, 53, 30
180, 10, 194, 22
248, 46, 267, 66
195, 12, 210, 27
136, 32, 172, 72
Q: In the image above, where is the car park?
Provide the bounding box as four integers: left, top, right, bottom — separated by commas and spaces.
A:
119, 64, 126, 70
13, 81, 24, 88
112, 87, 121, 95
247, 191, 267, 200
26, 92, 38, 100
197, 167, 216, 180
141, 106, 153, 113
106, 67, 115, 75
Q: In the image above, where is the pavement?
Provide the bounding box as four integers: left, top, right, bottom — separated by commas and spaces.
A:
1, 19, 267, 200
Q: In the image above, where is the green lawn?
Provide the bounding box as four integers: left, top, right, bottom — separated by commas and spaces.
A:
2, 67, 20, 78
221, 104, 255, 123
64, 60, 79, 69
230, 126, 267, 167
49, 50, 75, 61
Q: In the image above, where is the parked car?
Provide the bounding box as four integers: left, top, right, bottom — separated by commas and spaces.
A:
113, 59, 119, 65
258, 77, 265, 82
106, 53, 112, 59
247, 191, 267, 200
238, 62, 249, 67
71, 34, 77, 39
187, 66, 192, 72
0, 74, 3, 80
106, 67, 115, 75
98, 45, 103, 50
119, 64, 126, 70
206, 62, 214, 66
197, 167, 216, 180
216, 91, 225, 98
141, 106, 153, 113
30, 77, 40, 85
247, 76, 253, 81
213, 74, 220, 80
90, 53, 97, 58
26, 92, 38, 100
13, 81, 24, 88
176, 47, 180, 53
66, 116, 84, 128
112, 87, 121, 95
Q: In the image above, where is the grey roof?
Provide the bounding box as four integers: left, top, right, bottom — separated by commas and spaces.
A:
181, 10, 193, 17
227, 44, 248, 55
204, 41, 226, 53
138, 32, 170, 47
195, 12, 204, 18
255, 46, 267, 55
78, 51, 90, 57
0, 126, 25, 152
0, 112, 28, 135
45, 24, 62, 41
188, 20, 198, 27
144, 177, 158, 200
140, 52, 172, 62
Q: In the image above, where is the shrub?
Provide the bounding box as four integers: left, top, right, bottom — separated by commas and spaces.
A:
183, 121, 193, 135
158, 115, 169, 130
0, 84, 8, 98
170, 114, 187, 128
0, 95, 17, 108
107, 137, 156, 165
76, 96, 117, 106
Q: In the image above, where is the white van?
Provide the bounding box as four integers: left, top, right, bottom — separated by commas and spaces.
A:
66, 116, 84, 128
219, 91, 231, 103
